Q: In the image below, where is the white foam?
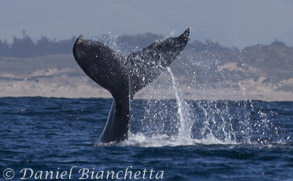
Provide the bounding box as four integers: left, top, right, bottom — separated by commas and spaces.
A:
120, 133, 237, 147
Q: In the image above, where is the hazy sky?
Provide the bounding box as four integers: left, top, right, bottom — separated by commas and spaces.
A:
1, 0, 293, 48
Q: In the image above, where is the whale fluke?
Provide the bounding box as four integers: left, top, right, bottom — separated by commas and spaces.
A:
129, 28, 190, 97
73, 28, 190, 143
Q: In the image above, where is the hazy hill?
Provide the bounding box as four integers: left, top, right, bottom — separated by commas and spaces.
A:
0, 34, 292, 100
173, 41, 293, 86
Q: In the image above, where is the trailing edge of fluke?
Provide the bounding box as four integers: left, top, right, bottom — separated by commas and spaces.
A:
73, 28, 190, 143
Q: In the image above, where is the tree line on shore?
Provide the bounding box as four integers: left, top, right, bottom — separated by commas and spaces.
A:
0, 31, 288, 58
0, 31, 76, 58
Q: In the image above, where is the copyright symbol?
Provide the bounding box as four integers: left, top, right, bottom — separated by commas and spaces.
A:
3, 168, 15, 179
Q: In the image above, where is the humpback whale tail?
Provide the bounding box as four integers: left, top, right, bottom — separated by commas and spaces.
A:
73, 28, 190, 143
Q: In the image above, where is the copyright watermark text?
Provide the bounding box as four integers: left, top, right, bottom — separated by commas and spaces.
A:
2, 166, 164, 180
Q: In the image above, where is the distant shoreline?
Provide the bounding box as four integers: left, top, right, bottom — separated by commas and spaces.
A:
1, 86, 292, 102
0, 51, 292, 102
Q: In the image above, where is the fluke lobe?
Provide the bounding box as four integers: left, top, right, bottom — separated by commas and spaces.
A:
73, 28, 190, 143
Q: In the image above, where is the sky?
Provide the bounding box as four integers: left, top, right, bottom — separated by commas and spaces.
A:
1, 0, 293, 48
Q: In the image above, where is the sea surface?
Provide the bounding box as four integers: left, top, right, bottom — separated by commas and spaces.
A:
0, 97, 292, 180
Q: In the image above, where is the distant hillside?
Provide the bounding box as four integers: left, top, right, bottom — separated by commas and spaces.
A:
0, 32, 247, 57
170, 41, 293, 91
0, 33, 292, 100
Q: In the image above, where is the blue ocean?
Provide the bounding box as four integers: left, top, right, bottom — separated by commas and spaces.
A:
0, 97, 292, 180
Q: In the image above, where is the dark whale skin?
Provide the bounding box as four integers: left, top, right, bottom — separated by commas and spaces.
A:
73, 28, 190, 143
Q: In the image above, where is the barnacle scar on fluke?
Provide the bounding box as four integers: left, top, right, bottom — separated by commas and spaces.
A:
73, 28, 190, 143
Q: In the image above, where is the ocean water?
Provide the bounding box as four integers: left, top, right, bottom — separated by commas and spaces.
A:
0, 97, 292, 180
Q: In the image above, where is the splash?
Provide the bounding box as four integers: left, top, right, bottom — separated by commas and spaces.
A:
127, 88, 287, 147
123, 133, 235, 147
167, 67, 193, 142
97, 33, 289, 147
